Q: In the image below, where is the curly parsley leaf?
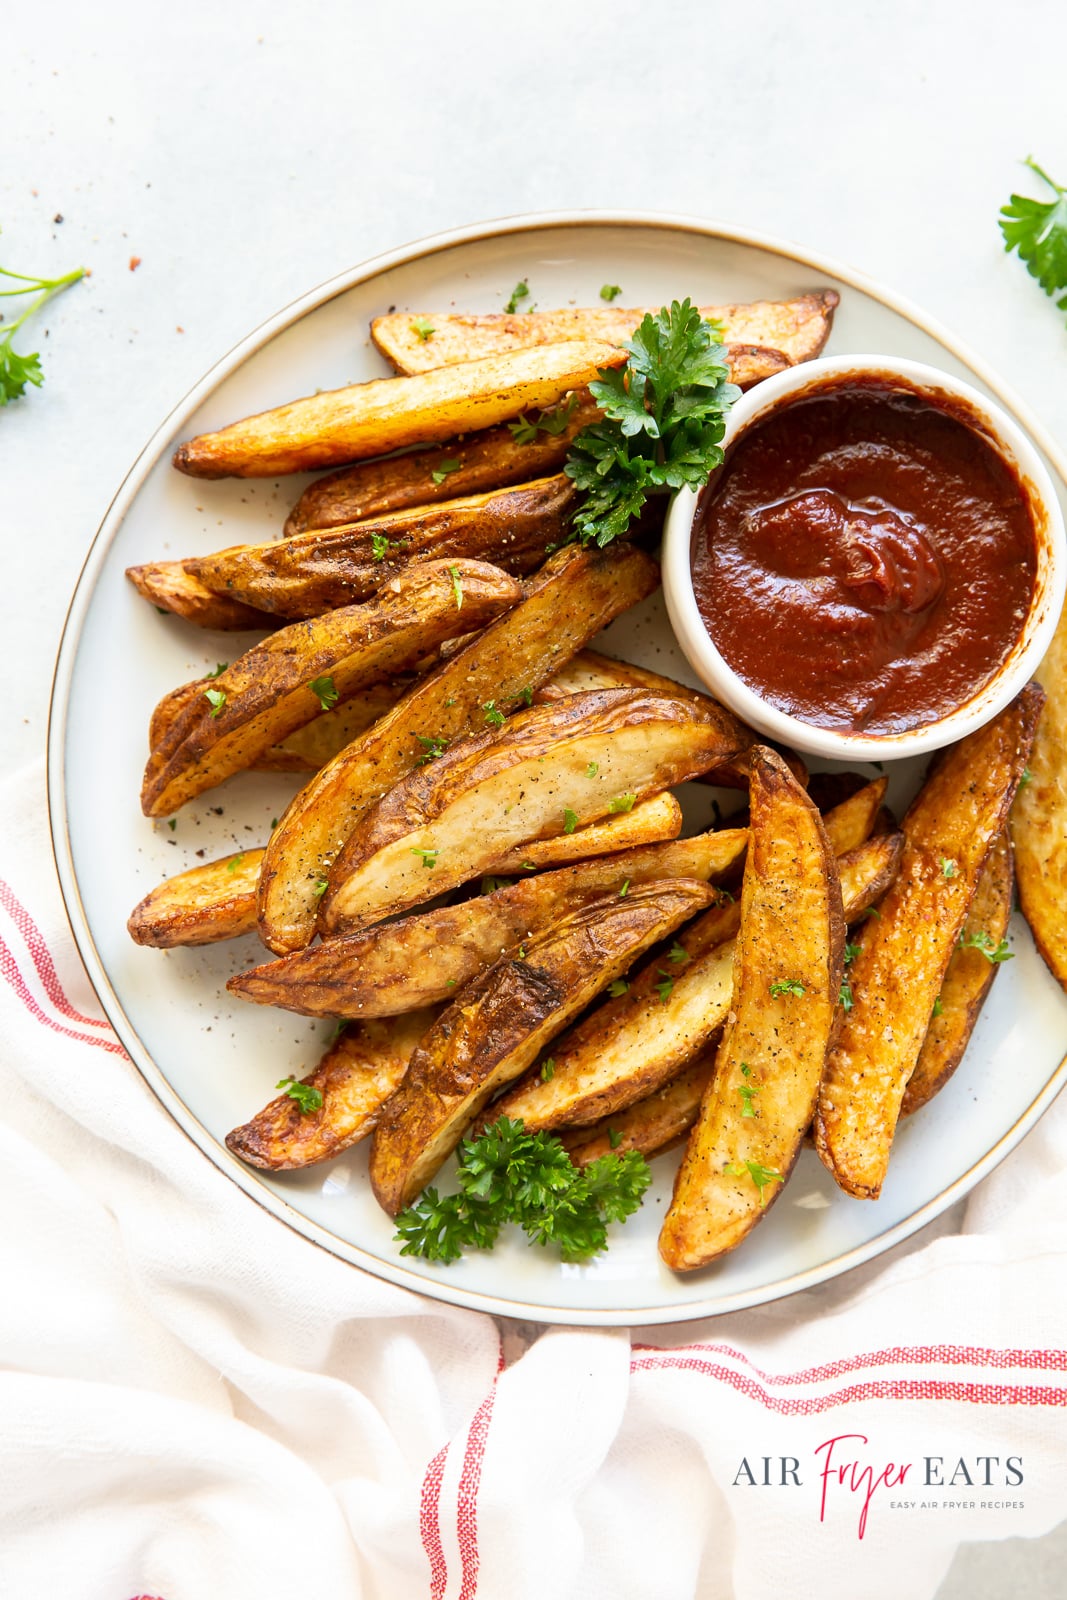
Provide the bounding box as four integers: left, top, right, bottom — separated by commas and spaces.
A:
724, 1158, 784, 1205
999, 157, 1067, 318
276, 1077, 324, 1114
960, 929, 1014, 964
370, 532, 393, 561
203, 687, 227, 718
508, 394, 578, 446
415, 734, 449, 764
565, 299, 739, 546
0, 234, 85, 406
308, 674, 339, 711
504, 279, 532, 314
769, 978, 805, 998
599, 283, 623, 302
432, 458, 462, 486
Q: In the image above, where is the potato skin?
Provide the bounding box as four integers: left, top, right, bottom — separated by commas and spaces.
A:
1012, 612, 1067, 992
369, 881, 716, 1214
172, 340, 625, 478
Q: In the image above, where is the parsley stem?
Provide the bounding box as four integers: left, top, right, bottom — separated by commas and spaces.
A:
1025, 154, 1064, 195
0, 267, 84, 335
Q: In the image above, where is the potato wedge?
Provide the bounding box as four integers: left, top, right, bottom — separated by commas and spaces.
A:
172, 340, 625, 479
257, 542, 660, 954
186, 476, 575, 619
283, 398, 600, 535
821, 777, 889, 855
371, 292, 840, 375
815, 685, 1043, 1200
659, 749, 845, 1272
484, 791, 682, 874
126, 560, 273, 630
562, 1056, 715, 1168
1011, 612, 1067, 991
902, 829, 1014, 1115
127, 849, 264, 948
492, 828, 899, 1137
229, 829, 747, 1014
368, 880, 716, 1213
320, 688, 749, 934
141, 559, 521, 817
225, 1010, 435, 1170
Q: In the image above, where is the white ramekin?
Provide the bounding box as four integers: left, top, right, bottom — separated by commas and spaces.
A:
662, 354, 1066, 763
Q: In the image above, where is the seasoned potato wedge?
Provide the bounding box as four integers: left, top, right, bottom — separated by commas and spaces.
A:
225, 1010, 435, 1170
283, 399, 599, 536
126, 560, 273, 630
230, 829, 747, 1015
186, 476, 575, 620
257, 542, 660, 953
562, 1056, 715, 1168
371, 292, 840, 375
659, 749, 845, 1272
815, 685, 1043, 1200
484, 791, 682, 873
822, 777, 889, 855
320, 688, 748, 934
902, 830, 1014, 1115
369, 880, 716, 1213
128, 849, 264, 948
172, 340, 625, 479
1011, 613, 1067, 991
141, 559, 521, 817
493, 828, 900, 1136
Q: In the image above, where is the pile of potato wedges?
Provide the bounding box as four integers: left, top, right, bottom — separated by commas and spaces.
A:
125, 288, 1067, 1273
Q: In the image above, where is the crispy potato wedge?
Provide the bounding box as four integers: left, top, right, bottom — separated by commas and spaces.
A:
815, 685, 1043, 1199
371, 292, 840, 375
126, 560, 274, 630
186, 476, 575, 619
822, 777, 889, 855
902, 830, 1014, 1115
283, 398, 600, 536
127, 849, 264, 948
225, 1010, 435, 1170
257, 542, 660, 953
484, 791, 682, 873
369, 880, 715, 1213
172, 340, 625, 479
1011, 614, 1067, 991
493, 827, 898, 1137
230, 829, 746, 1016
562, 1056, 715, 1168
320, 688, 749, 934
141, 559, 521, 817
659, 749, 845, 1272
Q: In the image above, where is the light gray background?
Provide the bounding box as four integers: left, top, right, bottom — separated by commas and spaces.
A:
4, 1, 1065, 1591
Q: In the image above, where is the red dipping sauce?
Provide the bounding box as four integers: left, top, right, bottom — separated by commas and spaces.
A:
690, 378, 1038, 735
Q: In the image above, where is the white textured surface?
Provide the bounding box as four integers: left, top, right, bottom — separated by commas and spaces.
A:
4, 0, 1066, 1591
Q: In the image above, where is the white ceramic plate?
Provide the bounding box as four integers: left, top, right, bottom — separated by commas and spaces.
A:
48, 213, 1067, 1326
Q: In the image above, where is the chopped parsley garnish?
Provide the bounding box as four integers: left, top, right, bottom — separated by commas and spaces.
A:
0, 237, 85, 405
609, 792, 636, 814
563, 807, 579, 834
311, 877, 329, 898
770, 978, 805, 998
960, 929, 1014, 964
599, 283, 623, 301
482, 700, 506, 729
608, 1128, 623, 1150
618, 878, 631, 898
203, 687, 227, 718
999, 157, 1067, 321
415, 734, 449, 764
667, 942, 690, 965
328, 1020, 349, 1044
504, 279, 532, 314
860, 906, 881, 920
724, 1159, 784, 1206
608, 978, 629, 998
225, 853, 245, 874
843, 942, 860, 966
519, 685, 534, 706
411, 317, 435, 341
932, 994, 944, 1018
394, 1116, 651, 1263
738, 1064, 759, 1119
308, 674, 339, 711
1019, 766, 1033, 790
205, 661, 228, 679
276, 1077, 324, 1114
432, 458, 462, 485
565, 299, 738, 547
480, 875, 513, 895
410, 846, 439, 869
167, 819, 177, 832
654, 971, 674, 1004
370, 532, 392, 561
939, 856, 957, 879
448, 565, 463, 610
586, 761, 599, 778
540, 1058, 556, 1082
508, 394, 579, 445
839, 981, 854, 1013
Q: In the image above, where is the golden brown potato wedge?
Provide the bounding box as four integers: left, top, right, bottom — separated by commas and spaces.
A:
225, 1010, 435, 1170
320, 687, 749, 934
815, 685, 1043, 1200
229, 829, 746, 1014
127, 849, 264, 948
493, 827, 898, 1137
371, 293, 840, 375
186, 476, 575, 620
283, 398, 600, 536
141, 559, 521, 817
257, 541, 660, 954
369, 880, 716, 1213
126, 560, 274, 630
822, 777, 889, 855
561, 1056, 715, 1168
902, 830, 1014, 1115
484, 791, 682, 874
172, 340, 625, 479
1011, 613, 1067, 991
659, 749, 845, 1272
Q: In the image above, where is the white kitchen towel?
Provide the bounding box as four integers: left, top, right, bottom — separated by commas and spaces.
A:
1, 756, 1064, 1600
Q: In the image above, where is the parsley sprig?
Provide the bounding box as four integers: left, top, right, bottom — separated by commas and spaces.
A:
0, 232, 85, 405
999, 157, 1067, 321
394, 1116, 651, 1264
565, 299, 739, 547
960, 929, 1013, 964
